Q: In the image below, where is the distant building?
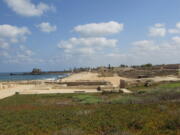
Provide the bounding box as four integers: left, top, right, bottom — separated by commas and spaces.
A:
31, 68, 42, 75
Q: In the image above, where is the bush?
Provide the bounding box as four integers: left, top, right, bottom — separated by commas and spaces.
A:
141, 63, 153, 68
162, 118, 180, 130
15, 92, 19, 95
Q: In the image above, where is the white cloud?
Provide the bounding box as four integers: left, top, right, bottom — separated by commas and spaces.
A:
0, 24, 30, 40
0, 51, 10, 58
129, 38, 180, 64
0, 24, 30, 49
55, 21, 123, 66
176, 22, 180, 29
55, 36, 120, 67
52, 36, 180, 67
77, 48, 95, 55
36, 22, 57, 33
149, 24, 166, 37
0, 25, 41, 65
133, 40, 160, 55
154, 23, 165, 27
73, 21, 124, 37
133, 40, 154, 47
1, 45, 44, 64
132, 40, 160, 51
168, 29, 180, 34
168, 22, 180, 34
58, 37, 118, 55
4, 0, 54, 17
19, 45, 34, 56
172, 36, 180, 44
0, 39, 9, 49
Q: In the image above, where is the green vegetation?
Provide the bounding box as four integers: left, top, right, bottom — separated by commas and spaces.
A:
110, 95, 143, 104
73, 94, 102, 104
159, 82, 180, 89
130, 82, 180, 91
141, 63, 153, 68
1, 83, 180, 135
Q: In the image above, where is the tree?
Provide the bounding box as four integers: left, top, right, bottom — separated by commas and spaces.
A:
120, 64, 128, 68
141, 63, 153, 68
108, 64, 111, 69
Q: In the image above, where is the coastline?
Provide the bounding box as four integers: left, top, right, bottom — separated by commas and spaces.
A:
1, 72, 180, 100
0, 72, 70, 82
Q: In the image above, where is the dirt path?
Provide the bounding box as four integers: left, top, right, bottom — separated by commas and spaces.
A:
148, 76, 180, 82
0, 85, 99, 100
20, 89, 99, 95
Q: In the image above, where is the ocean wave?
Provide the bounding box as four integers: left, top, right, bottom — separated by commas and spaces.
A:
44, 78, 57, 81
0, 73, 69, 81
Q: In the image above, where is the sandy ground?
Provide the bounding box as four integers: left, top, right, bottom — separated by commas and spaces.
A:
61, 72, 132, 87
61, 72, 180, 86
147, 76, 180, 82
0, 72, 180, 100
20, 89, 99, 95
0, 84, 99, 100
0, 85, 34, 100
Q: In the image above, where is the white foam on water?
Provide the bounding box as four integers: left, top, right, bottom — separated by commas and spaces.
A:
44, 77, 57, 81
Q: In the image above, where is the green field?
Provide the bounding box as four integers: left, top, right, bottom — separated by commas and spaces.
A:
1, 83, 180, 135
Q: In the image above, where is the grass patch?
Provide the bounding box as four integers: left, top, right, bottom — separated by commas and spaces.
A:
110, 95, 143, 104
73, 94, 102, 104
1, 82, 180, 134
1, 94, 180, 135
159, 82, 180, 89
130, 82, 180, 91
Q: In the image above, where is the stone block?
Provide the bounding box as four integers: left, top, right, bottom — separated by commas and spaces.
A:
120, 79, 126, 88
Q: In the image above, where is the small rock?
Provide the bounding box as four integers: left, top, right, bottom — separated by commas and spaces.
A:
144, 80, 153, 87
120, 88, 133, 94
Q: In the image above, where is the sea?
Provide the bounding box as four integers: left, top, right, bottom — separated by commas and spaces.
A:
0, 72, 69, 81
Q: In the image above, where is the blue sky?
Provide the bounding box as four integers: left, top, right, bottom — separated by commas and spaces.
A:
0, 0, 180, 72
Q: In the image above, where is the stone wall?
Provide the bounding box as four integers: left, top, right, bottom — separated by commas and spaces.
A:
0, 83, 16, 90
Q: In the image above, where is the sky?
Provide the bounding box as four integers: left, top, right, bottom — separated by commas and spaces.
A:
0, 0, 180, 72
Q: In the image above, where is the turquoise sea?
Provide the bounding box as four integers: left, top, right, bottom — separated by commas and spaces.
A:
0, 73, 68, 81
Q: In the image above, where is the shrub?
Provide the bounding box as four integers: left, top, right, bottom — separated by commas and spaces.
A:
15, 92, 19, 95
141, 63, 153, 68
163, 118, 180, 130
128, 118, 144, 130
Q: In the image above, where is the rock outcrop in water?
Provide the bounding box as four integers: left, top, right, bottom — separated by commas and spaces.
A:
31, 68, 42, 75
